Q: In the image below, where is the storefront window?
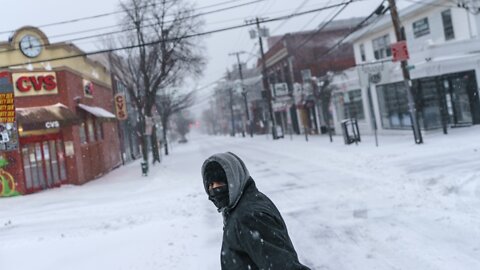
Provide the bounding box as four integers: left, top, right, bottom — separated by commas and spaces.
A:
87, 117, 95, 142
377, 82, 412, 129
449, 76, 474, 125
95, 120, 103, 140
22, 147, 34, 189
34, 143, 46, 189
79, 121, 87, 144
415, 79, 442, 130
56, 140, 67, 181
42, 142, 53, 187
49, 141, 60, 185
28, 144, 41, 189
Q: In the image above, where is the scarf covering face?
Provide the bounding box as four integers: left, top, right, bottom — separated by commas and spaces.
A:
205, 161, 230, 209
202, 152, 250, 212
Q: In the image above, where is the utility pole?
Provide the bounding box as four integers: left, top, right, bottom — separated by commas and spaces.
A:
247, 17, 277, 140
227, 70, 235, 137
387, 0, 423, 144
229, 51, 253, 138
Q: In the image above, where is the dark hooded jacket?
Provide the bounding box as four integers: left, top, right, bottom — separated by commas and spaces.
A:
202, 152, 310, 270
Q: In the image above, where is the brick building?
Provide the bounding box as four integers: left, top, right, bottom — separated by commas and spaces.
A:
0, 26, 121, 197
261, 19, 361, 135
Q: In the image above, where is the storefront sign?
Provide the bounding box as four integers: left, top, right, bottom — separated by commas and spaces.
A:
357, 63, 391, 87
13, 72, 58, 97
114, 93, 128, 121
274, 83, 289, 97
0, 72, 19, 151
64, 141, 75, 157
45, 121, 60, 129
83, 79, 94, 97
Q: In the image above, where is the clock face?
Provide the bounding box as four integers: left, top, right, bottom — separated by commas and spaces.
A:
19, 35, 42, 58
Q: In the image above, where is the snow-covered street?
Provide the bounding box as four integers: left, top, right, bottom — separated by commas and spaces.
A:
1, 128, 480, 270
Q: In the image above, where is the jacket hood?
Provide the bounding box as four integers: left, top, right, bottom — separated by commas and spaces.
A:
202, 152, 251, 212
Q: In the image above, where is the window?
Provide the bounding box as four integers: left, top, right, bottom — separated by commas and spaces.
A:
414, 79, 442, 130
359, 44, 366, 62
83, 79, 94, 97
413, 17, 430, 38
79, 121, 87, 144
377, 82, 412, 129
442, 10, 455, 40
372, 35, 392, 60
334, 90, 365, 121
87, 116, 95, 143
95, 120, 103, 140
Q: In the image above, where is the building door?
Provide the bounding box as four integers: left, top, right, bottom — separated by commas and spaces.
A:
20, 134, 67, 193
442, 72, 479, 126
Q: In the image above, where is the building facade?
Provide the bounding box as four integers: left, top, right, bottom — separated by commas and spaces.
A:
332, 0, 480, 136
0, 26, 121, 197
210, 65, 265, 136
261, 19, 360, 136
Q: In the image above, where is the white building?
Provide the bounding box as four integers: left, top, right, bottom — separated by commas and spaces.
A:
332, 0, 480, 136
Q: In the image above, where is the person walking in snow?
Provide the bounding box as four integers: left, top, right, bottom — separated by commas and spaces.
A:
201, 152, 310, 270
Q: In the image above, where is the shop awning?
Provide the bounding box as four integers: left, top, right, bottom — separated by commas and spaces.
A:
16, 103, 80, 131
77, 103, 116, 119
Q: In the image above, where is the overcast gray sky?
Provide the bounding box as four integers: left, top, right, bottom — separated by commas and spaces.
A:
0, 0, 411, 113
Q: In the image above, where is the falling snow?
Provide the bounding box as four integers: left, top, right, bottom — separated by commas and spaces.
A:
1, 128, 480, 269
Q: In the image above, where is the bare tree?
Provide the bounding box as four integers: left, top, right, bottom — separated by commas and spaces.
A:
315, 72, 338, 142
155, 89, 194, 155
109, 0, 205, 169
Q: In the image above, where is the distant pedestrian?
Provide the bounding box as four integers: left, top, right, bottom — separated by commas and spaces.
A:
201, 152, 310, 270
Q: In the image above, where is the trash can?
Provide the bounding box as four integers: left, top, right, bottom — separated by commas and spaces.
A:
141, 162, 148, 176
341, 118, 361, 145
275, 126, 284, 139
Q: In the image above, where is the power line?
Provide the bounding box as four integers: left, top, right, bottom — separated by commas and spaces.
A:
0, 0, 173, 35
0, 1, 350, 69
293, 0, 352, 53
242, 0, 353, 66
271, 0, 311, 33
0, 0, 267, 56
403, 0, 457, 8
316, 0, 387, 61
231, 0, 355, 60
0, 0, 257, 36
47, 0, 265, 40
298, 0, 333, 31
242, 0, 351, 65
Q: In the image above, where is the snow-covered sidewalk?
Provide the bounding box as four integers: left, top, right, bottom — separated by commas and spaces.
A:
1, 127, 480, 270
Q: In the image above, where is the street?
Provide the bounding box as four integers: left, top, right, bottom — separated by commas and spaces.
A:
1, 128, 480, 270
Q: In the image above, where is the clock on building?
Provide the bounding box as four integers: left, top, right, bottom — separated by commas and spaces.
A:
19, 35, 42, 58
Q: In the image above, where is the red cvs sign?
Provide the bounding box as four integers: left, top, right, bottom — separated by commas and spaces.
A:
16, 75, 57, 92
391, 41, 410, 62
13, 72, 58, 96
114, 94, 128, 121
